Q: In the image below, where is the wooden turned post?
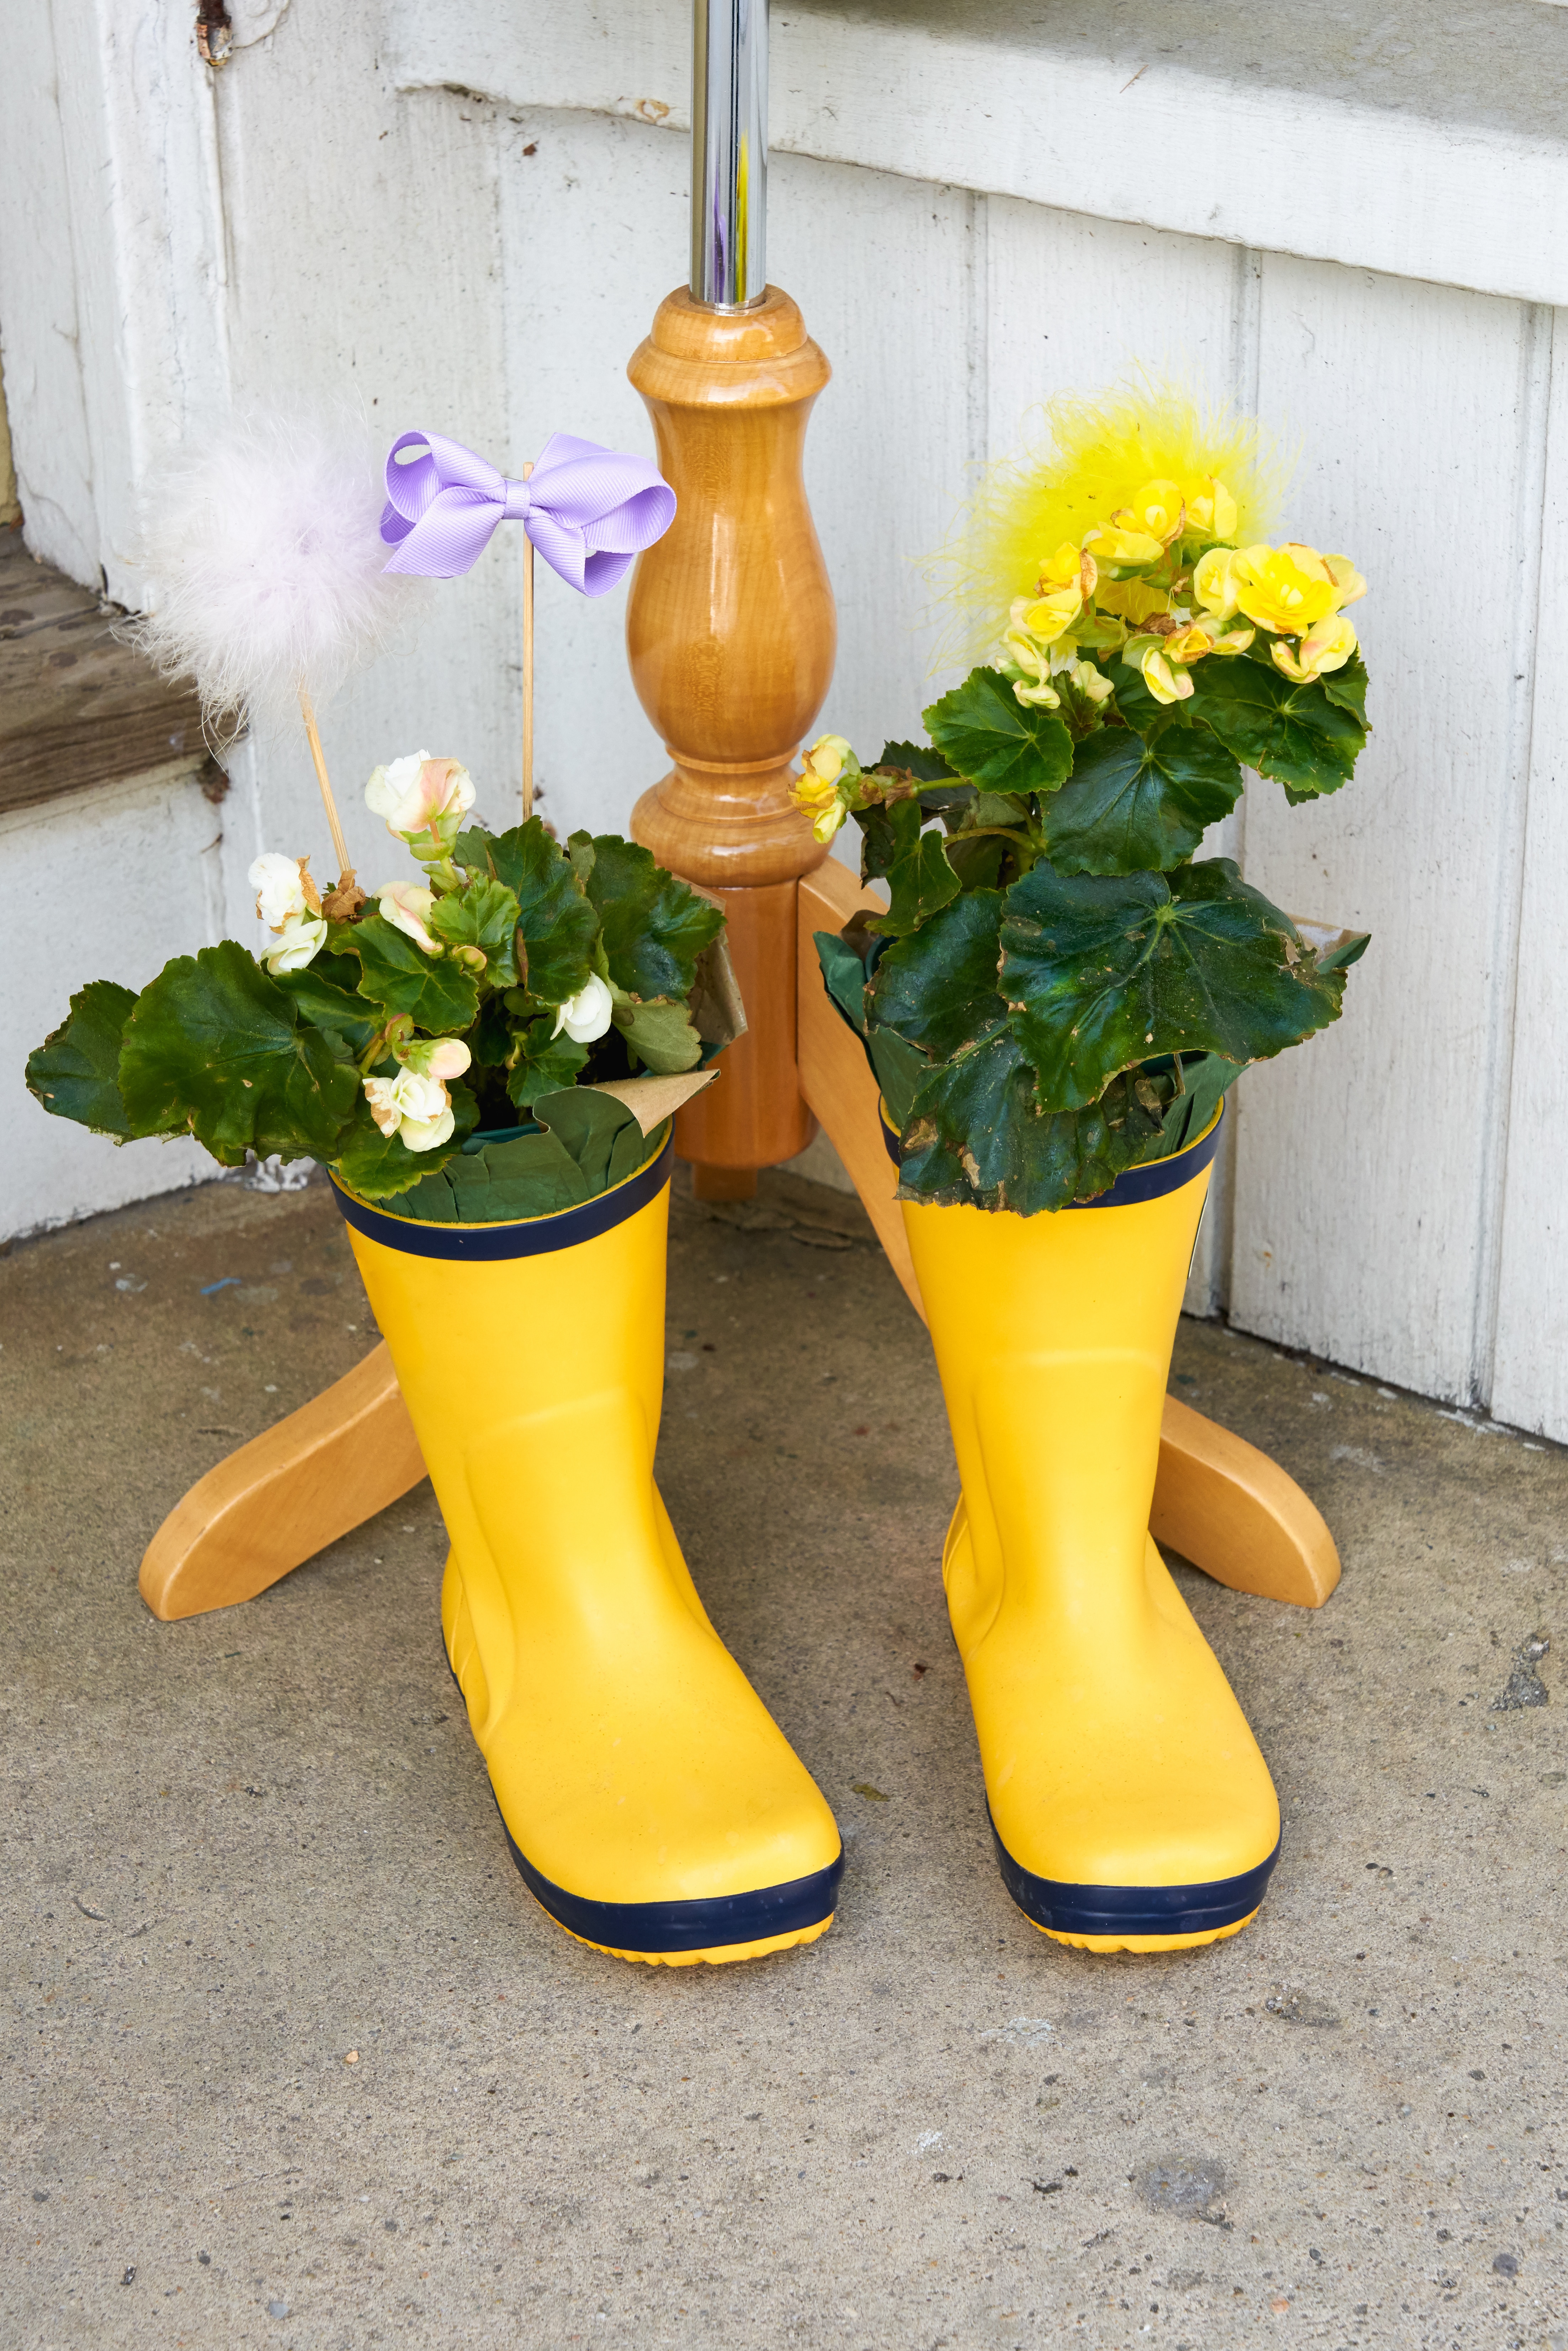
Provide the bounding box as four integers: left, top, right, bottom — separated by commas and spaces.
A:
626, 286, 836, 1196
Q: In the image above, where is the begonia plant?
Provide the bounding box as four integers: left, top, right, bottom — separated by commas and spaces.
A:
795, 385, 1371, 1215
27, 751, 729, 1213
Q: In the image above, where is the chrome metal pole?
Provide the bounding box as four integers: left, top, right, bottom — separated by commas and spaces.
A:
690, 0, 768, 310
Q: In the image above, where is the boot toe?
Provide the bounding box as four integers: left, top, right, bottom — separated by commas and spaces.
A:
989, 1808, 1279, 1947
494, 1801, 844, 1965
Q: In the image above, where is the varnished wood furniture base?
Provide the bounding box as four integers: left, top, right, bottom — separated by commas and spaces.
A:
796, 859, 1341, 1611
138, 1346, 425, 1622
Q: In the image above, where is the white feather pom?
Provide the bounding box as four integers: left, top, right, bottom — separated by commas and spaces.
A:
133, 411, 422, 736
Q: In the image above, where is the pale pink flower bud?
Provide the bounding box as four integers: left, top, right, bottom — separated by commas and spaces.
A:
377, 881, 441, 954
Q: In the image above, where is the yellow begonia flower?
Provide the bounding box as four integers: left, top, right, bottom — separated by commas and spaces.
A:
1162, 621, 1219, 669
1141, 646, 1194, 706
1324, 553, 1367, 610
1068, 659, 1114, 705
1095, 577, 1171, 627
794, 777, 846, 843
1192, 546, 1246, 622
1013, 584, 1083, 645
1089, 478, 1187, 569
1001, 630, 1063, 709
1270, 612, 1358, 684
1036, 541, 1099, 601
800, 732, 852, 789
792, 732, 858, 843
1181, 475, 1238, 544
1232, 542, 1340, 637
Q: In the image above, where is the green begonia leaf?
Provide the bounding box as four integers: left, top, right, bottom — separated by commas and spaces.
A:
1106, 665, 1187, 738
333, 1080, 477, 1200
856, 796, 911, 885
869, 802, 963, 938
532, 1087, 646, 1193
26, 981, 140, 1138
813, 930, 869, 1035
1311, 926, 1371, 975
469, 993, 514, 1068
351, 913, 481, 1034
577, 833, 724, 1000
383, 1119, 585, 1222
943, 834, 1007, 892
1189, 651, 1367, 800
378, 1094, 656, 1223
457, 819, 596, 1003
896, 1034, 1178, 1215
865, 1025, 929, 1132
118, 942, 361, 1165
428, 875, 523, 987
270, 955, 381, 1052
875, 740, 958, 783
922, 668, 1074, 799
1043, 719, 1244, 876
868, 889, 1006, 1062
1319, 651, 1369, 725
999, 859, 1346, 1111
612, 992, 704, 1074
1155, 1051, 1245, 1155
504, 1013, 589, 1110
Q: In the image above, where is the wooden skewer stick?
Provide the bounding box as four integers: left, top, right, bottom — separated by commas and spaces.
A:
521, 459, 535, 822
297, 684, 354, 884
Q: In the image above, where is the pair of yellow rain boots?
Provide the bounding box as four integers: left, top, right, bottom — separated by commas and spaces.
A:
334, 1108, 1277, 1966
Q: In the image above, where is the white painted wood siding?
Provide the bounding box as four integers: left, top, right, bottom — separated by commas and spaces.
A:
2, 0, 1565, 1446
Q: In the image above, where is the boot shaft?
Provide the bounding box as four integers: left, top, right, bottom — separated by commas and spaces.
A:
903, 1119, 1218, 1653
334, 1135, 679, 1711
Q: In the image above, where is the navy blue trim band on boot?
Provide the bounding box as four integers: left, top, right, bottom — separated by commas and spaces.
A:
879, 1099, 1223, 1208
330, 1128, 673, 1261
989, 1811, 1279, 1939
496, 1799, 844, 1955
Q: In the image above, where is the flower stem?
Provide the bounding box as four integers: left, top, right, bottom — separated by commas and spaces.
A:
298, 686, 354, 884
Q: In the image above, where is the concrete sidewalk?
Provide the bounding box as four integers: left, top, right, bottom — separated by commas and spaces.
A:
4, 1164, 1565, 2351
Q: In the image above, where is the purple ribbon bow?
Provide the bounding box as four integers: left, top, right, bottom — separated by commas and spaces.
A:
380, 429, 675, 596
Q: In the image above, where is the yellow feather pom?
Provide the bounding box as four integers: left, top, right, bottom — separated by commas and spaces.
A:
933, 378, 1292, 672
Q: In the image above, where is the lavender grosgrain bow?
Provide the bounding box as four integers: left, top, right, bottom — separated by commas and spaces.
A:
380, 430, 675, 595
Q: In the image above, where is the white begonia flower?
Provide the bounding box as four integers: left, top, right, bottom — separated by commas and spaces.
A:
551, 971, 615, 1045
362, 1066, 456, 1152
377, 881, 442, 954
261, 914, 327, 974
250, 851, 310, 930
364, 750, 476, 838
397, 1104, 456, 1151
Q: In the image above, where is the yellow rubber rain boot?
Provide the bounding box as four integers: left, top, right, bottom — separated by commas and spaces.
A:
332, 1129, 843, 1965
901, 1109, 1280, 1952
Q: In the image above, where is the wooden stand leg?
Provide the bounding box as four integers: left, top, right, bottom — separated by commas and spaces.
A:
138, 1345, 426, 1622
796, 861, 1342, 1611
626, 287, 835, 1184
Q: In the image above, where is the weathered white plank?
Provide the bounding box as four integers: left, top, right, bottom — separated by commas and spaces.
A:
47, 0, 231, 604
5, 772, 226, 1240
394, 0, 1568, 307
772, 153, 972, 777
0, 5, 100, 581
1490, 310, 1568, 1441
210, 44, 515, 893
1230, 258, 1541, 1401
